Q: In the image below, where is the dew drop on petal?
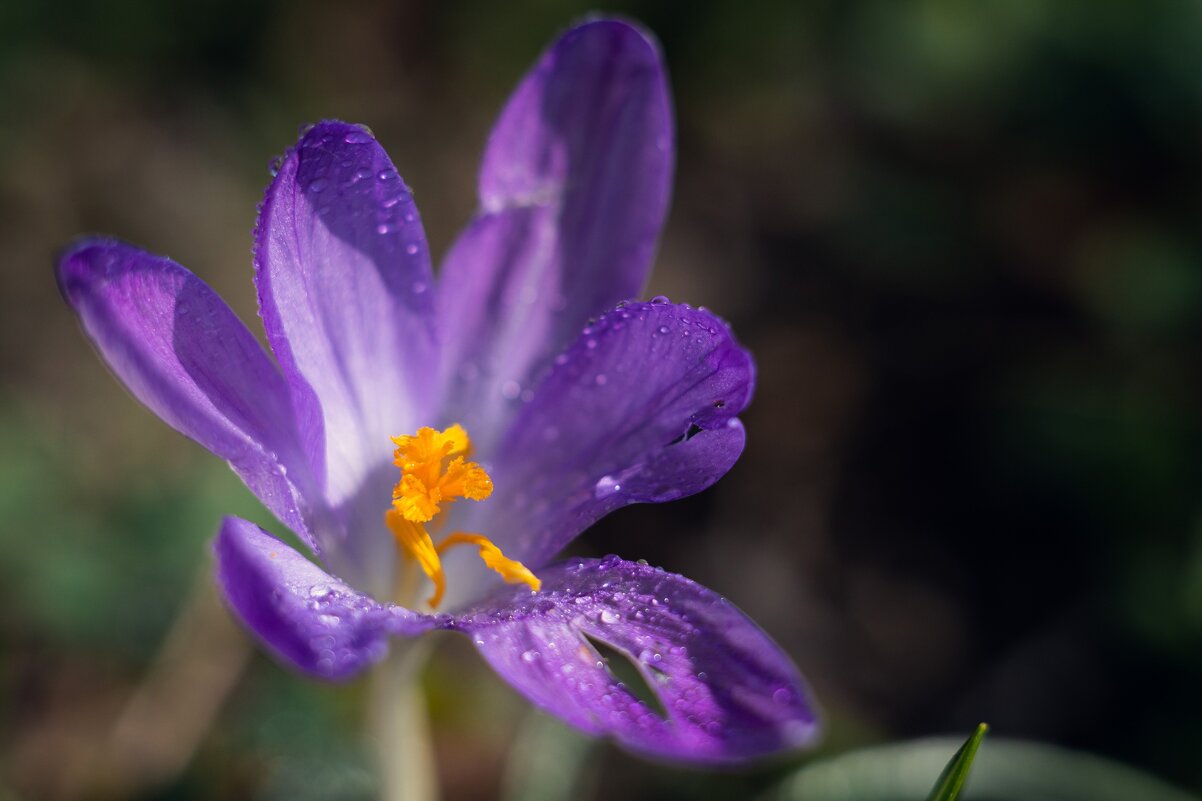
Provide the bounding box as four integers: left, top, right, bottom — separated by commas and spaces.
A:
594, 475, 621, 499
307, 178, 328, 193
599, 609, 619, 624
344, 129, 373, 144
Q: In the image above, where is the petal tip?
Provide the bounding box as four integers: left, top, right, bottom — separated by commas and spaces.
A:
55, 236, 128, 303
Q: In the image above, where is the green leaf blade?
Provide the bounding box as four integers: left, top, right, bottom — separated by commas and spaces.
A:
927, 723, 989, 801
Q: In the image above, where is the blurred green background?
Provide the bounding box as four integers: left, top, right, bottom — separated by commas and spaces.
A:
3, 0, 1202, 799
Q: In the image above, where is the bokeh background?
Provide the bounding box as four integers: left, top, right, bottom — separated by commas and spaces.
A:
3, 1, 1202, 799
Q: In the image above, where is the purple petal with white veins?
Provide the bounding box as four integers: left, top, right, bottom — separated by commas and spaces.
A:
437, 19, 673, 453
58, 239, 322, 551
255, 120, 438, 511
214, 516, 437, 680
456, 556, 819, 763
454, 301, 752, 571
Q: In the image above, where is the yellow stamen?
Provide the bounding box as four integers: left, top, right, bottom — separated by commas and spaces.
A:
391, 426, 492, 522
436, 532, 542, 593
386, 424, 538, 609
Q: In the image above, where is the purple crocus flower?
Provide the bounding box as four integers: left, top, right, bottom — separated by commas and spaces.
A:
57, 20, 818, 763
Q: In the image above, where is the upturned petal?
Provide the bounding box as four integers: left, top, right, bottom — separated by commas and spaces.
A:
437, 19, 673, 453
255, 121, 439, 509
214, 516, 437, 680
57, 239, 322, 551
455, 556, 819, 763
455, 301, 753, 571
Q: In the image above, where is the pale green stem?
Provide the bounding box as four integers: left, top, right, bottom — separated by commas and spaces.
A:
370, 641, 438, 801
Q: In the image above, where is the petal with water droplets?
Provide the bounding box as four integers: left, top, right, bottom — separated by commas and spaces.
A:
454, 301, 752, 574
437, 20, 674, 454
255, 121, 439, 512
214, 516, 437, 680
57, 238, 322, 551
456, 556, 819, 763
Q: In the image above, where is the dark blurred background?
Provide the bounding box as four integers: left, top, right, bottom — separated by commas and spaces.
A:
3, 1, 1202, 799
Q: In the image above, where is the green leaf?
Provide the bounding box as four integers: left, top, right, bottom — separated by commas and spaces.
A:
927, 723, 988, 801
758, 736, 1200, 801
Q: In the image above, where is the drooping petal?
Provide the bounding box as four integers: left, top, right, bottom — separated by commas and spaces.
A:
437, 19, 674, 453
456, 301, 752, 571
255, 120, 439, 509
456, 556, 819, 763
58, 239, 321, 550
214, 516, 437, 680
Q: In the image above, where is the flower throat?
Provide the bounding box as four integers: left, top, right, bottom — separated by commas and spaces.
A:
386, 424, 540, 609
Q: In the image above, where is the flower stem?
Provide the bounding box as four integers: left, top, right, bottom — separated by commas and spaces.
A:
370, 641, 439, 801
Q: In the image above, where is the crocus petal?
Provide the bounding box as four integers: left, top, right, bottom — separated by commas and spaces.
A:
437, 19, 673, 452
255, 120, 438, 508
456, 556, 819, 763
459, 301, 752, 570
214, 516, 437, 680
58, 239, 321, 550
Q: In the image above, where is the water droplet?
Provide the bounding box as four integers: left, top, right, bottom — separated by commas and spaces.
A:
344, 129, 373, 144
586, 338, 598, 350
307, 178, 328, 193
594, 373, 608, 386
405, 243, 419, 256
658, 325, 670, 335
317, 614, 340, 627
600, 609, 619, 624
411, 280, 427, 294
651, 295, 671, 304
175, 301, 191, 316
594, 475, 621, 499
376, 223, 391, 235
352, 167, 372, 182
309, 584, 332, 598
521, 649, 540, 663
772, 688, 792, 705
500, 380, 521, 400
377, 169, 397, 181
267, 155, 283, 176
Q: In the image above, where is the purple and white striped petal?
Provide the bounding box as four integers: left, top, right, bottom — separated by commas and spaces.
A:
456, 556, 818, 763
437, 19, 674, 454
255, 121, 439, 510
214, 517, 437, 680
58, 239, 321, 550
455, 301, 752, 572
